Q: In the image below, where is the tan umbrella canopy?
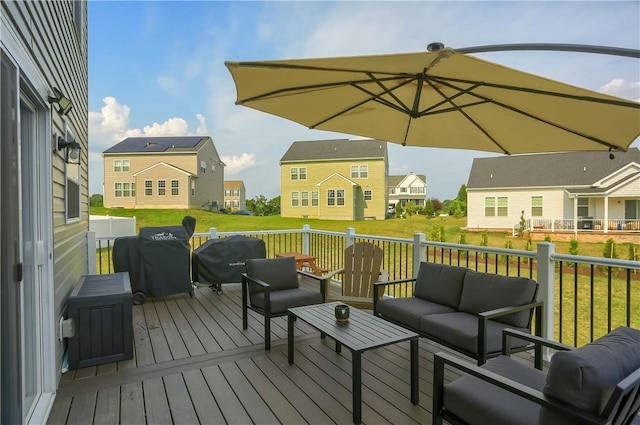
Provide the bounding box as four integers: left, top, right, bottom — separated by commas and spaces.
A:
225, 46, 640, 154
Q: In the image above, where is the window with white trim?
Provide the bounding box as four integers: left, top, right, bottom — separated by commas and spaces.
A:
290, 168, 298, 180
144, 180, 152, 196
113, 159, 130, 172
327, 189, 345, 206
364, 190, 372, 201
484, 197, 495, 216
158, 180, 166, 196
200, 160, 206, 174
191, 180, 195, 196
578, 197, 589, 217
531, 196, 543, 217
299, 167, 307, 180
311, 191, 319, 206
301, 191, 309, 206
171, 179, 179, 196
497, 197, 508, 217
291, 191, 299, 206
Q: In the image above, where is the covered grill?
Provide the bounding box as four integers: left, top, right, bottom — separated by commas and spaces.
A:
192, 235, 266, 294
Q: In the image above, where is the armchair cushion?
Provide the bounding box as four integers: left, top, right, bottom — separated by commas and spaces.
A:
413, 262, 466, 309
458, 271, 537, 328
542, 326, 640, 416
250, 288, 323, 314
420, 312, 530, 355
245, 256, 300, 294
443, 355, 546, 425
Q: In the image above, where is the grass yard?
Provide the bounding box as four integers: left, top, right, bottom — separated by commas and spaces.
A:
90, 206, 624, 257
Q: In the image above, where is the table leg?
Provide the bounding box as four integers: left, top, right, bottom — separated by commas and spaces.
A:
410, 338, 419, 404
288, 312, 294, 365
352, 351, 362, 424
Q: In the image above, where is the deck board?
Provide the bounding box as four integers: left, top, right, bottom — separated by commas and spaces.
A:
48, 284, 558, 425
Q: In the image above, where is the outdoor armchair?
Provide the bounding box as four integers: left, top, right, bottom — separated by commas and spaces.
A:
242, 256, 325, 350
433, 327, 640, 425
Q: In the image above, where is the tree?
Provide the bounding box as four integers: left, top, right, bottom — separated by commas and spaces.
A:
430, 197, 442, 214
422, 199, 434, 217
405, 201, 417, 217
90, 194, 103, 207
457, 184, 467, 203
246, 195, 281, 216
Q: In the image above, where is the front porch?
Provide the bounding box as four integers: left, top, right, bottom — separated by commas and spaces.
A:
47, 283, 468, 425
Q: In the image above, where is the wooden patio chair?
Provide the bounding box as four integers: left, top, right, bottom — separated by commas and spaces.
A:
319, 242, 389, 310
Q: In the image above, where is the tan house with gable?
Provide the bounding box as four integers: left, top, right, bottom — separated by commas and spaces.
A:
280, 139, 388, 220
103, 136, 225, 210
224, 180, 246, 211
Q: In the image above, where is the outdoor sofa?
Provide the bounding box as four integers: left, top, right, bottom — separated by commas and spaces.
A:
433, 327, 640, 425
373, 262, 543, 365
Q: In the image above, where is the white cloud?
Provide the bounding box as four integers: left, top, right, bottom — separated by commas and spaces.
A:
221, 153, 257, 175
599, 78, 640, 102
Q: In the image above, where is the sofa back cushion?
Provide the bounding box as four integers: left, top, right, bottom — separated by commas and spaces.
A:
413, 262, 466, 309
541, 326, 640, 421
458, 271, 537, 327
245, 257, 299, 295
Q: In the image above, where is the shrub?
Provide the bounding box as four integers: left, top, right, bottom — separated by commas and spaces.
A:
517, 210, 526, 237
567, 238, 579, 267
544, 234, 552, 242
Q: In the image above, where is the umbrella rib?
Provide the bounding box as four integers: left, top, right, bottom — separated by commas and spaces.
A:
310, 76, 419, 128
429, 75, 640, 109
432, 78, 625, 151
236, 75, 410, 104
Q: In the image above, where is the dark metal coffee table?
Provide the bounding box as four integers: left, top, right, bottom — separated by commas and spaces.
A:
288, 302, 419, 424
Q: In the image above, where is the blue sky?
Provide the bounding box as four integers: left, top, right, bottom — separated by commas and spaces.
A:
88, 1, 640, 200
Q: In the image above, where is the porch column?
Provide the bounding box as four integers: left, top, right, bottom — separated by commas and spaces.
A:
573, 197, 578, 238
604, 196, 609, 233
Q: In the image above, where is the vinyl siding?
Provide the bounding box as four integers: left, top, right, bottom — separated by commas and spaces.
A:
467, 188, 565, 229
3, 0, 89, 382
280, 159, 387, 219
103, 140, 224, 209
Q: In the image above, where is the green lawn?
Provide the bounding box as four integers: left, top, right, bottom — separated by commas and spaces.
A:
90, 206, 614, 257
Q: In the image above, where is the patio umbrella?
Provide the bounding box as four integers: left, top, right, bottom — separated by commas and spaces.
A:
225, 47, 640, 154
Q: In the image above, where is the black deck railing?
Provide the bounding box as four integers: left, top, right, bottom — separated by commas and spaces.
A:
90, 225, 639, 348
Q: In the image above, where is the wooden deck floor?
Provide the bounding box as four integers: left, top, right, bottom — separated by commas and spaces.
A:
45, 283, 502, 425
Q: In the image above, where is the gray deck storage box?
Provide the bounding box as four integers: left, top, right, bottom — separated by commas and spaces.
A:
67, 273, 133, 369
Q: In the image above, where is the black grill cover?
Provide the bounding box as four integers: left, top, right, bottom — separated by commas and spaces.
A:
113, 216, 195, 301
192, 235, 266, 285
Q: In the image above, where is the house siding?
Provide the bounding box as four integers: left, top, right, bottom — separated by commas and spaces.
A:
103, 138, 224, 209
467, 188, 565, 229
2, 0, 89, 415
280, 159, 387, 220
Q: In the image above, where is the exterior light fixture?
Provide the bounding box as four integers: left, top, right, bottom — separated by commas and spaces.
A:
57, 136, 81, 164
48, 87, 73, 116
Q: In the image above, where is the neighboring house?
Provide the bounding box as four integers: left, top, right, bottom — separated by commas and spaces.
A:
280, 139, 388, 220
1, 2, 89, 423
388, 172, 427, 212
224, 180, 246, 211
466, 148, 640, 232
102, 136, 225, 210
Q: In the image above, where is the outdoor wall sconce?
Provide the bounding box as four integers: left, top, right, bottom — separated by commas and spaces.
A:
48, 87, 73, 116
57, 136, 81, 164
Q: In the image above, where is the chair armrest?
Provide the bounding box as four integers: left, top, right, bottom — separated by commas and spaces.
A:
476, 301, 544, 366
295, 270, 327, 301
241, 273, 270, 289
501, 328, 574, 354
432, 352, 609, 425
373, 277, 416, 313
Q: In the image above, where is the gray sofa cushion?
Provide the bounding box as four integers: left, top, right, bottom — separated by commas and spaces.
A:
413, 262, 466, 309
458, 271, 537, 327
376, 297, 456, 329
420, 312, 529, 355
250, 287, 323, 314
541, 326, 640, 419
246, 256, 300, 295
443, 355, 546, 425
